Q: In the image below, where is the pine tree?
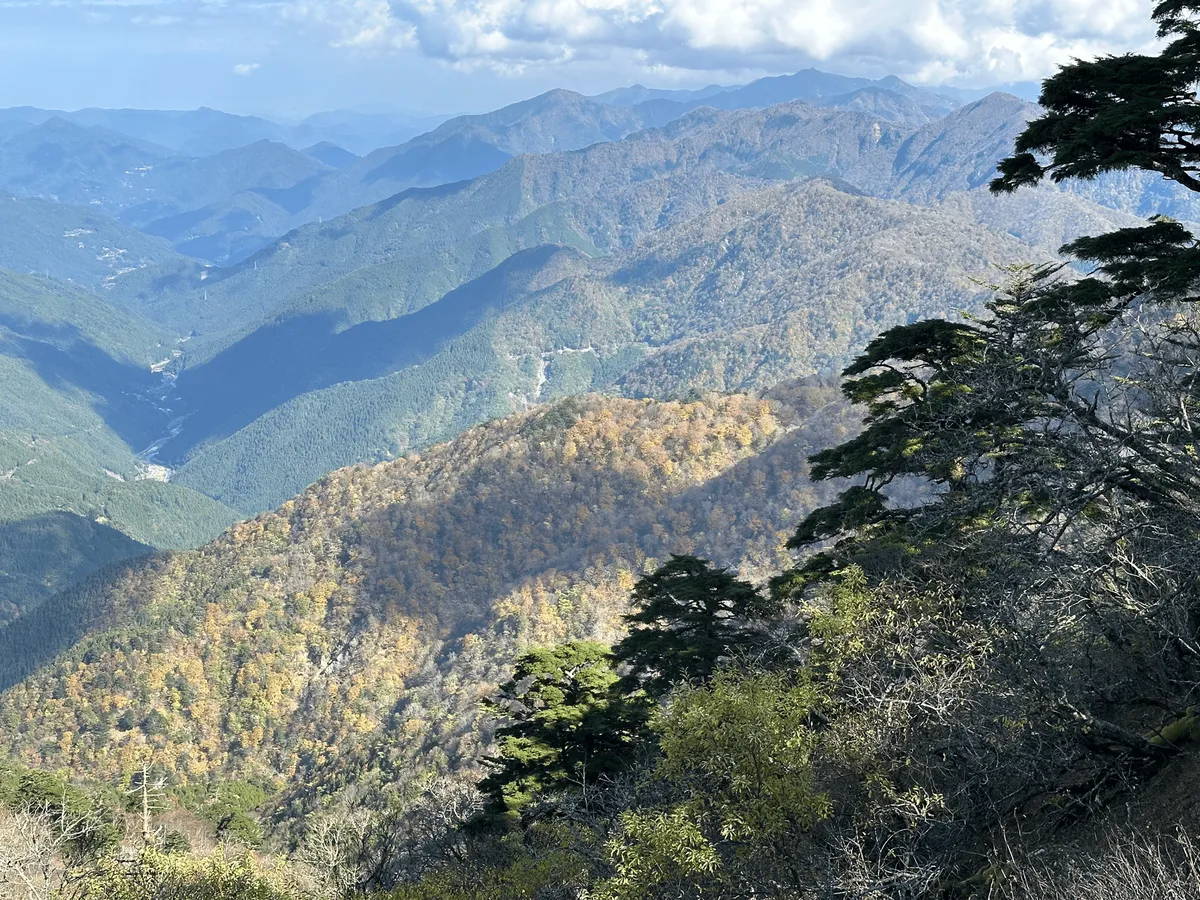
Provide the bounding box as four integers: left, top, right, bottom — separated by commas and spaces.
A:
614, 555, 779, 699
478, 641, 638, 820
992, 0, 1200, 195
781, 0, 1200, 593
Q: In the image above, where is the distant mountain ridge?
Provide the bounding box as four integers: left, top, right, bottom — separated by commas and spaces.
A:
0, 73, 970, 265
0, 105, 446, 157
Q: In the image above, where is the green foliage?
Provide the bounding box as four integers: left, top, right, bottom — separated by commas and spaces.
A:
0, 194, 179, 287
0, 269, 168, 365
601, 808, 721, 900
73, 848, 300, 900
614, 554, 779, 698
595, 669, 828, 899
384, 830, 594, 900
163, 829, 193, 854
479, 641, 638, 819
0, 762, 123, 862
174, 779, 273, 848
653, 670, 829, 842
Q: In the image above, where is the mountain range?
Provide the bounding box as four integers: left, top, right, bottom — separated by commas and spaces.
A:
0, 71, 966, 267
0, 66, 1176, 666
2, 59, 1197, 881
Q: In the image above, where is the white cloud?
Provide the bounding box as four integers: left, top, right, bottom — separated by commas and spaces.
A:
293, 0, 1160, 86
232, 61, 261, 74
16, 0, 1163, 90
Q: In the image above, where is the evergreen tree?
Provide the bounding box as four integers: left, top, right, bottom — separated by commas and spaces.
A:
478, 641, 638, 820
614, 555, 779, 699
765, 0, 1200, 882
992, 0, 1200, 196
782, 0, 1200, 593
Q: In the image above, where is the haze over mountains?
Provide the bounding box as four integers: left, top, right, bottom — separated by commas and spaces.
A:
0, 70, 965, 270
0, 64, 1180, 649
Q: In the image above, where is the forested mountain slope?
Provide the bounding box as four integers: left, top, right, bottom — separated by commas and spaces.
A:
0, 118, 175, 207
0, 270, 238, 622
0, 385, 854, 815
166, 179, 1040, 512
119, 140, 336, 263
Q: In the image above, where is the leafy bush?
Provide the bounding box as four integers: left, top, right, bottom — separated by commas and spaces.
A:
73, 849, 300, 900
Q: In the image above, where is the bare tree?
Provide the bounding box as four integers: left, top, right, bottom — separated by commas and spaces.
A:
297, 777, 484, 897
0, 801, 107, 900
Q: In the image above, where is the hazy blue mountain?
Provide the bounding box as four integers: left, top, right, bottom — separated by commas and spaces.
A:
0, 118, 175, 207
0, 72, 975, 272
0, 91, 669, 264
817, 85, 947, 124
296, 109, 449, 155
116, 140, 335, 262
294, 89, 678, 224
0, 194, 179, 287
64, 106, 304, 156
935, 81, 1042, 103
628, 69, 959, 126
0, 126, 340, 264
303, 142, 359, 168
0, 107, 44, 127
889, 92, 1038, 200
397, 88, 669, 154
137, 191, 300, 265
700, 68, 876, 108
886, 92, 1200, 223
0, 105, 443, 156
0, 121, 33, 143
591, 83, 732, 106
139, 77, 952, 245
746, 71, 957, 116
130, 140, 332, 216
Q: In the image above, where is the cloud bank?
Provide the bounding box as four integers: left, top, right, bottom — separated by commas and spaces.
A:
7, 0, 1160, 90
299, 0, 1158, 85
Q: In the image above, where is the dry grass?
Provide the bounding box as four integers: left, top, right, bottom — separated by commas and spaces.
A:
1000, 829, 1200, 900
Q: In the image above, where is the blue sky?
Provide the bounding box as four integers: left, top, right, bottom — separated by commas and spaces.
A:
0, 1, 1159, 118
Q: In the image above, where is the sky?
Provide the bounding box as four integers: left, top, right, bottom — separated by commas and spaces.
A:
0, 0, 1161, 119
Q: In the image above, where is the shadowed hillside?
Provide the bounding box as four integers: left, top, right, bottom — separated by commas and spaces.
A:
0, 385, 854, 818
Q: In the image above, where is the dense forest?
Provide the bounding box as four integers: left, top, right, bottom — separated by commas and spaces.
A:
6, 2, 1200, 898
